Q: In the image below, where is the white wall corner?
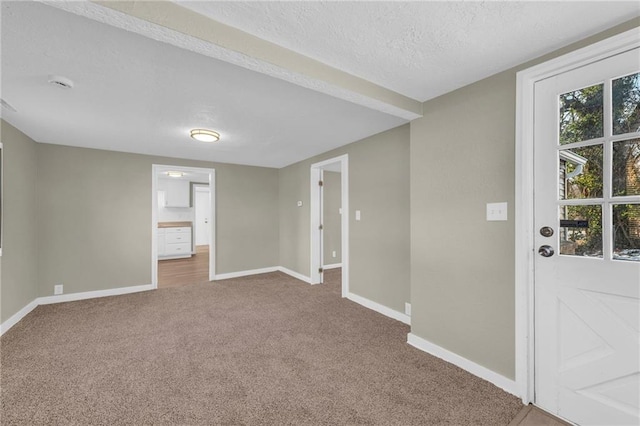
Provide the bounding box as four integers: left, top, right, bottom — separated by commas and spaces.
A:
347, 292, 411, 325
277, 266, 312, 284
407, 332, 519, 397
0, 299, 39, 336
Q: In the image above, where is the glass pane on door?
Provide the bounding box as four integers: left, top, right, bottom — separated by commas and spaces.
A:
613, 204, 640, 261
559, 145, 603, 199
612, 72, 640, 135
559, 205, 602, 258
559, 84, 604, 144
612, 139, 640, 197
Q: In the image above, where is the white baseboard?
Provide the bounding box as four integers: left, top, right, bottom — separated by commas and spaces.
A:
1, 284, 154, 336
347, 292, 411, 325
322, 263, 342, 270
37, 284, 155, 305
0, 299, 39, 336
407, 332, 519, 397
277, 266, 312, 283
214, 267, 278, 280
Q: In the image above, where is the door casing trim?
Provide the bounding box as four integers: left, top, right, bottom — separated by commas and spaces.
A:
151, 164, 216, 287
310, 154, 349, 297
515, 27, 640, 404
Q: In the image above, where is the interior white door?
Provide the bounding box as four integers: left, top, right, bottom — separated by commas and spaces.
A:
195, 188, 210, 246
534, 47, 640, 425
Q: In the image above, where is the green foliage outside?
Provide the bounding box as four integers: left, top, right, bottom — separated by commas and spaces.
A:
559, 73, 640, 257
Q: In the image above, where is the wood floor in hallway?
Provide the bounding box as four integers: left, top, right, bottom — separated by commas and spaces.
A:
158, 245, 210, 288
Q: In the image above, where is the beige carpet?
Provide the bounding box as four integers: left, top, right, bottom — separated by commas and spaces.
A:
1, 270, 522, 425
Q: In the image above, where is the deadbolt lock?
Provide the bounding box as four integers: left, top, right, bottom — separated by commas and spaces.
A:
540, 226, 554, 237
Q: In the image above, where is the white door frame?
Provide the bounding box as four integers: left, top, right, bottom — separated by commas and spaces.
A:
515, 28, 640, 404
151, 164, 216, 288
310, 154, 349, 297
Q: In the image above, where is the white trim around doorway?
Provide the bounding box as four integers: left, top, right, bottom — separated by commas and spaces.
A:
514, 27, 640, 404
151, 164, 216, 288
310, 154, 349, 298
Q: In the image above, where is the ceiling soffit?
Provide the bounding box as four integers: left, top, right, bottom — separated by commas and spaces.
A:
45, 0, 423, 121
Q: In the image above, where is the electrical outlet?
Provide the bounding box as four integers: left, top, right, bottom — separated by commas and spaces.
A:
54, 284, 63, 295
405, 303, 411, 316
332, 250, 337, 258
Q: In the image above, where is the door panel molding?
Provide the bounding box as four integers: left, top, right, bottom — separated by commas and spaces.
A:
515, 27, 640, 405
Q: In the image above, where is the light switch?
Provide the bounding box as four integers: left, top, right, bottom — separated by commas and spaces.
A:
339, 208, 342, 215
297, 201, 303, 207
355, 210, 361, 221
486, 202, 508, 221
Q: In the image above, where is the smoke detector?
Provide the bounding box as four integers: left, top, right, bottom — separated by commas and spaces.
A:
48, 75, 74, 89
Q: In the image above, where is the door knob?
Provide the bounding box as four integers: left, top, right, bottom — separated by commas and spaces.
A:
538, 245, 554, 257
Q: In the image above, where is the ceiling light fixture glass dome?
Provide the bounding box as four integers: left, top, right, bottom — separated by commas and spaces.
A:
190, 129, 220, 143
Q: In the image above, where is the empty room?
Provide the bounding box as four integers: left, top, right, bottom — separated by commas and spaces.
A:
1, 2, 639, 425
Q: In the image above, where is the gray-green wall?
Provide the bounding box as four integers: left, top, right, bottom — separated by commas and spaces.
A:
1, 122, 38, 323
279, 124, 410, 313
323, 171, 342, 265
35, 144, 279, 297
409, 18, 640, 380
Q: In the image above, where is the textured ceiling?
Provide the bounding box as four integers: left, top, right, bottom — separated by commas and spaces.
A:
0, 2, 405, 168
177, 1, 640, 101
2, 1, 639, 169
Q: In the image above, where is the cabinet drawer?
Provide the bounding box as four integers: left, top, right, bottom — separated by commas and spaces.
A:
165, 242, 191, 255
165, 227, 190, 234
166, 233, 191, 244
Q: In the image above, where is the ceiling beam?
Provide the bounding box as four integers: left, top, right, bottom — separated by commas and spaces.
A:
44, 0, 422, 120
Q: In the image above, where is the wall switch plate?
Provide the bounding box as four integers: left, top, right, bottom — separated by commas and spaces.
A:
486, 202, 508, 221
332, 250, 337, 258
339, 208, 342, 215
405, 303, 411, 316
355, 210, 361, 221
297, 201, 303, 207
54, 284, 63, 295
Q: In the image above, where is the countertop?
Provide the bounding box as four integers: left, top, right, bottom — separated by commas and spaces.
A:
158, 221, 192, 228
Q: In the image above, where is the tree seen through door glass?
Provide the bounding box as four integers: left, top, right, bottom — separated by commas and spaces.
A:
559, 84, 603, 145
559, 145, 603, 200
559, 205, 602, 258
613, 139, 640, 197
613, 204, 640, 261
613, 72, 640, 135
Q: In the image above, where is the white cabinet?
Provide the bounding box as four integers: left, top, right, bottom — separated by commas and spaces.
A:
158, 226, 192, 259
162, 179, 190, 208
157, 229, 166, 256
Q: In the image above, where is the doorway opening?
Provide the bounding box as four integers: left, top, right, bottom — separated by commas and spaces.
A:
152, 165, 215, 289
310, 154, 349, 297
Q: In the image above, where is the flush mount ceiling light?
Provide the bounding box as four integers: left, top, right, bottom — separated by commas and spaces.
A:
167, 171, 184, 178
190, 129, 220, 143
48, 75, 74, 89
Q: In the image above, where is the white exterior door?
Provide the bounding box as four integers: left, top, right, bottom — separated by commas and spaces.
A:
534, 47, 640, 425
